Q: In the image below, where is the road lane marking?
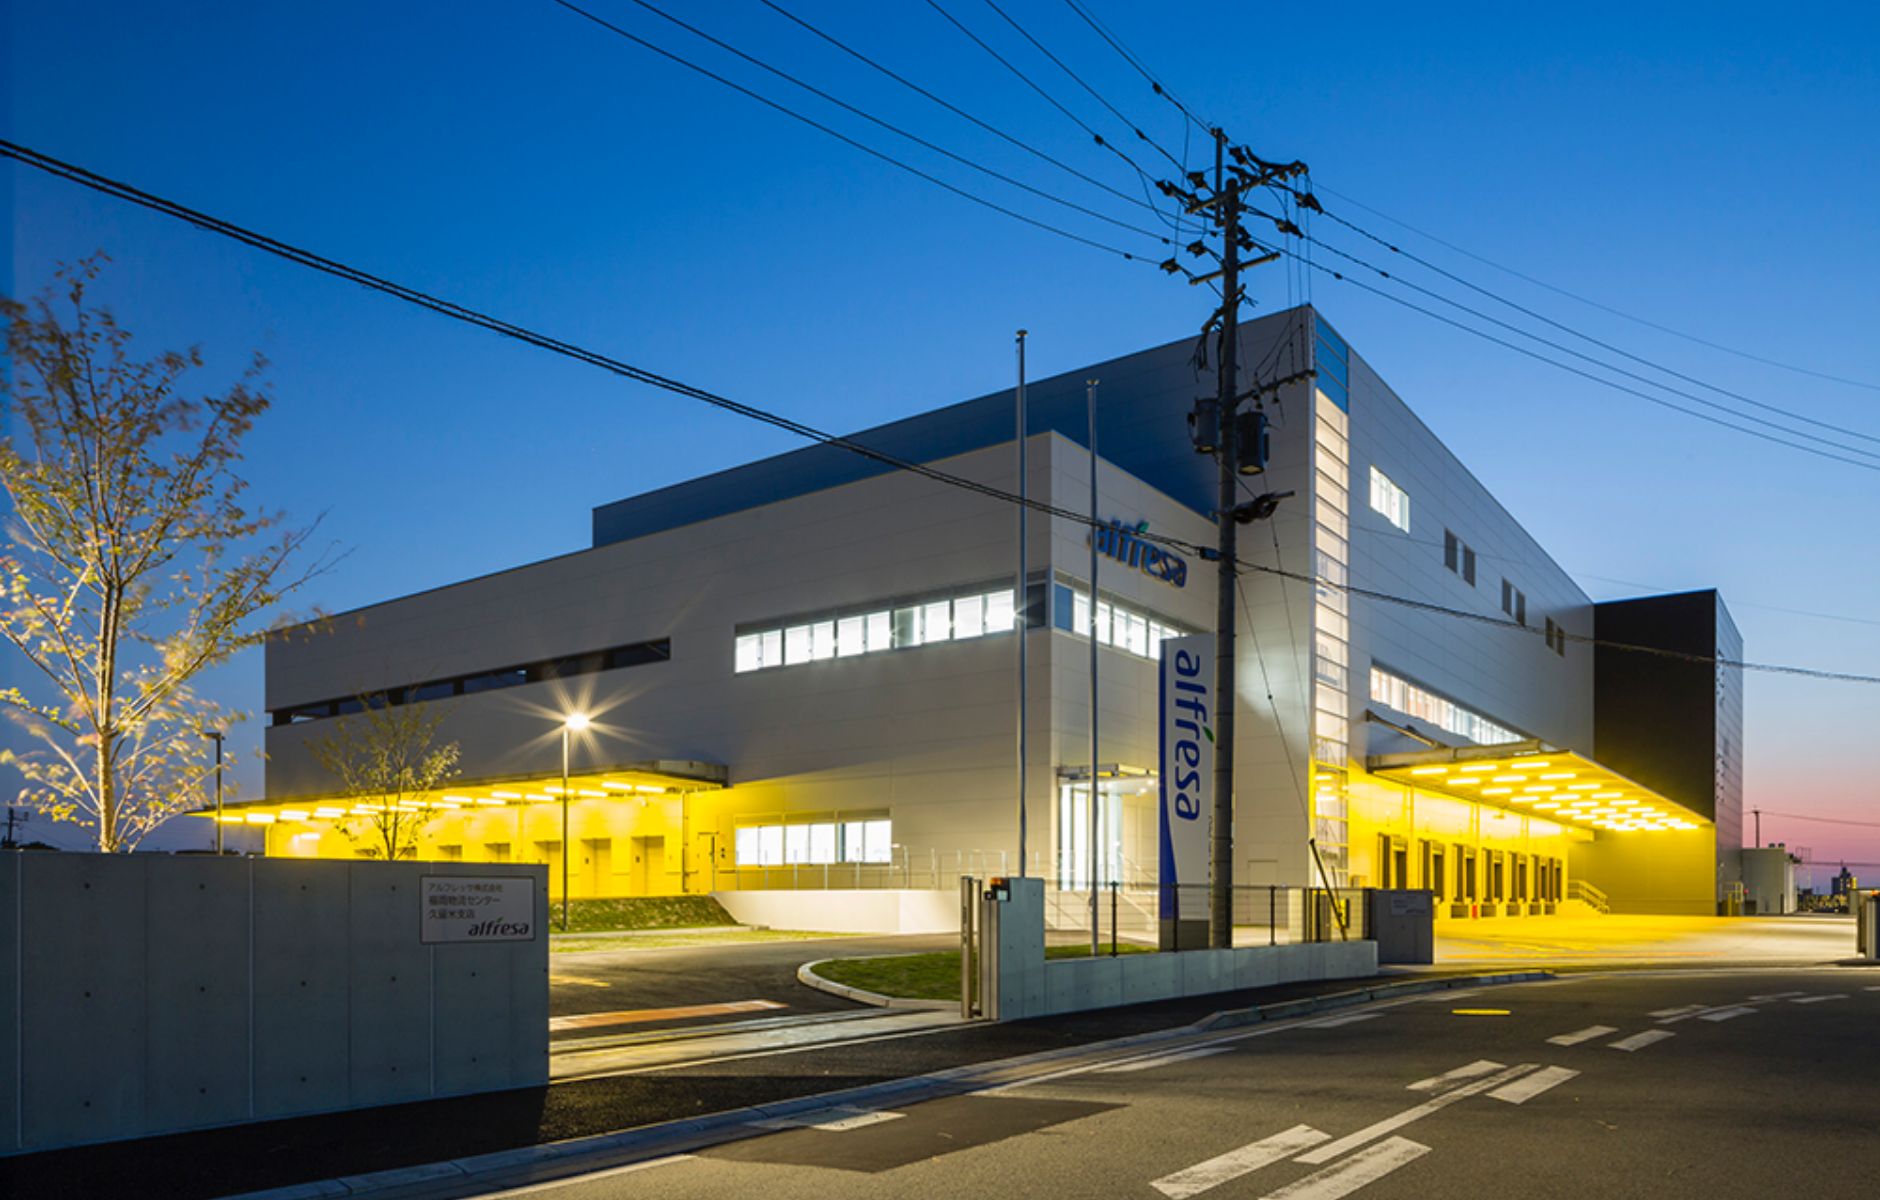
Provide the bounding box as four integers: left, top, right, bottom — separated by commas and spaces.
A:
549, 999, 787, 1032
1295, 1063, 1537, 1165
1150, 1124, 1332, 1198
1099, 1046, 1235, 1074
1264, 1137, 1431, 1200
1547, 1025, 1617, 1046
1697, 1006, 1756, 1022
1308, 1012, 1382, 1029
1650, 1004, 1706, 1021
1488, 1065, 1579, 1104
1791, 994, 1848, 1004
749, 1106, 904, 1132
548, 974, 612, 988
1748, 991, 1806, 1001
1407, 1060, 1505, 1092
1864, 986, 1880, 992
1608, 1030, 1675, 1052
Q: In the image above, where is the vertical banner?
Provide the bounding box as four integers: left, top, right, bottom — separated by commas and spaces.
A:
1158, 633, 1215, 950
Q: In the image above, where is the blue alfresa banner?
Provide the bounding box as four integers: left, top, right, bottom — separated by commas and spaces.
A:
1158, 633, 1215, 921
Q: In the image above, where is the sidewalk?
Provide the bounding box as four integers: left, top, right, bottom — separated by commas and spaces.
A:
0, 966, 1493, 1200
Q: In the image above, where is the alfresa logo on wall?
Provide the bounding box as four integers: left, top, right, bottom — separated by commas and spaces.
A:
1091, 519, 1188, 588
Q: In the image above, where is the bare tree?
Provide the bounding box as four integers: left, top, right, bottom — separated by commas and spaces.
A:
0, 257, 329, 851
308, 698, 461, 860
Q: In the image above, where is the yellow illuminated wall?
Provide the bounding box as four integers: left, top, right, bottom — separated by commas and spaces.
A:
1342, 765, 1582, 915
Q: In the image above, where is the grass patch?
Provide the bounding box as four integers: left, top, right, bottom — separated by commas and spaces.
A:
552, 927, 847, 954
814, 942, 1152, 1002
557, 895, 736, 933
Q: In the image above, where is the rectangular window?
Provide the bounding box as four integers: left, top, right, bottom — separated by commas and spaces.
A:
836, 615, 867, 657
1370, 665, 1520, 746
784, 624, 814, 666
954, 593, 985, 640
735, 633, 763, 674
809, 620, 837, 662
865, 610, 892, 651
922, 600, 951, 643
985, 589, 1015, 632
1462, 547, 1476, 585
1368, 466, 1410, 532
1501, 580, 1527, 625
1444, 530, 1458, 571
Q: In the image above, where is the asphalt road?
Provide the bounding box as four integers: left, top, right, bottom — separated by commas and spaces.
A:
502, 966, 1880, 1199
548, 933, 952, 1034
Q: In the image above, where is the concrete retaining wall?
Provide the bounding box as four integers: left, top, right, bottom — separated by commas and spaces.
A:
0, 853, 549, 1156
1031, 941, 1377, 1019
712, 888, 957, 934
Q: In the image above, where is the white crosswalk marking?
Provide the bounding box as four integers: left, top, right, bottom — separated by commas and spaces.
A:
1407, 1059, 1505, 1092
1650, 1004, 1705, 1019
1488, 1065, 1579, 1105
1262, 1137, 1431, 1200
1864, 986, 1880, 992
1698, 1006, 1756, 1022
748, 1106, 903, 1132
1547, 1025, 1617, 1046
1748, 991, 1806, 1001
1099, 1046, 1234, 1074
1609, 1029, 1676, 1052
1295, 1063, 1536, 1165
1791, 994, 1848, 1004
1150, 1124, 1332, 1199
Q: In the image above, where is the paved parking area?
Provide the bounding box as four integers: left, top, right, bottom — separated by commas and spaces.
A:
1436, 913, 1854, 967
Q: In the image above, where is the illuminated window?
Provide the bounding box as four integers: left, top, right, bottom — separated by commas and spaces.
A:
1051, 582, 1191, 663
1368, 466, 1410, 531
736, 588, 1013, 673
1369, 666, 1521, 746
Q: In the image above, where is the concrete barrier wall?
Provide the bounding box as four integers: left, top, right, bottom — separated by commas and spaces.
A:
985, 879, 1377, 1020
0, 853, 549, 1156
1030, 941, 1377, 1020
713, 888, 958, 934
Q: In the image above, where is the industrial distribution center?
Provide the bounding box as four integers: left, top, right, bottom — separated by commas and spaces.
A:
231, 306, 1742, 919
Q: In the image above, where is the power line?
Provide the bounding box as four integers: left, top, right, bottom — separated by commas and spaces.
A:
923, 0, 1173, 207
1253, 219, 1880, 464
978, 0, 1184, 172
1758, 811, 1880, 830
1313, 183, 1880, 395
545, 0, 1155, 263
603, 0, 1171, 246
9, 136, 1878, 688
1059, 0, 1212, 139
1283, 246, 1880, 474
755, 0, 1164, 220
1308, 204, 1880, 450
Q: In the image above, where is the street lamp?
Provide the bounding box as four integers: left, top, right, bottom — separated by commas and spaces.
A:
201, 728, 226, 854
560, 713, 590, 930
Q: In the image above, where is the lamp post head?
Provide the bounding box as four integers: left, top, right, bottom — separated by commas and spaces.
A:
563, 713, 591, 732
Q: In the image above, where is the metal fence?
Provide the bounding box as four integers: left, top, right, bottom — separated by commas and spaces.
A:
1044, 882, 1372, 950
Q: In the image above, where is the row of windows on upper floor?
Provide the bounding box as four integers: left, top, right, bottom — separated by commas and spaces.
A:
1365, 466, 1568, 661
269, 638, 673, 725
733, 580, 1195, 674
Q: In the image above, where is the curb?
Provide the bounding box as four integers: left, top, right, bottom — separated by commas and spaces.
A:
225, 969, 1554, 1200
795, 958, 958, 1011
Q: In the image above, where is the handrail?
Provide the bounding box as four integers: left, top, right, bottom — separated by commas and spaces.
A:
1567, 879, 1610, 914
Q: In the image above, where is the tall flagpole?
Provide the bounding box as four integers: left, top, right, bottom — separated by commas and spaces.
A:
1087, 378, 1100, 953
1015, 330, 1029, 878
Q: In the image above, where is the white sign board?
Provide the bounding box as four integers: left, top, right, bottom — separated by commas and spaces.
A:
1158, 633, 1216, 923
421, 875, 537, 944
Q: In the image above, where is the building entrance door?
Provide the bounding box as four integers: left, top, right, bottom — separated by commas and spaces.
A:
582, 838, 612, 898
644, 836, 667, 895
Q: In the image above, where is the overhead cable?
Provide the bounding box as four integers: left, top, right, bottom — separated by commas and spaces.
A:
8, 136, 1877, 687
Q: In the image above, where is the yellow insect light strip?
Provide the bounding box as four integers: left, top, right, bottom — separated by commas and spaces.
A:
277, 810, 310, 822
1410, 766, 1448, 775
313, 807, 344, 818
1533, 801, 1562, 810
1458, 764, 1496, 773
1482, 787, 1513, 796
1508, 761, 1552, 770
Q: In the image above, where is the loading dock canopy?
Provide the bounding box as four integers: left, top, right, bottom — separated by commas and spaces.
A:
1367, 741, 1704, 833
196, 759, 727, 825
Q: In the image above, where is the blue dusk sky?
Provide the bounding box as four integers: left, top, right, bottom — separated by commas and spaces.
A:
4, 2, 1877, 882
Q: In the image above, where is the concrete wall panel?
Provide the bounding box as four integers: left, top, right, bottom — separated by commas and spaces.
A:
252, 858, 353, 1117
346, 866, 434, 1107
143, 855, 252, 1132
19, 853, 148, 1148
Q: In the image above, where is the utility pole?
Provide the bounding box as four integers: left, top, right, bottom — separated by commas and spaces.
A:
1754, 807, 1761, 847
1209, 133, 1240, 950
1159, 133, 1309, 950
1015, 329, 1029, 879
